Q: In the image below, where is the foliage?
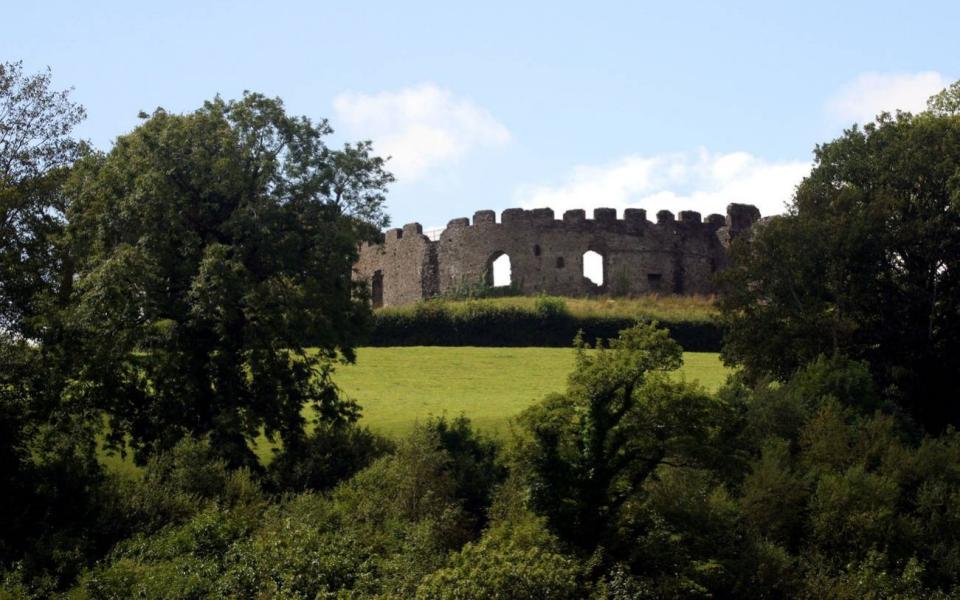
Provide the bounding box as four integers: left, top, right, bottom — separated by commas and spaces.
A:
420, 415, 506, 529
8, 336, 960, 598
728, 369, 960, 597
0, 61, 86, 183
0, 61, 119, 594
369, 295, 722, 350
440, 275, 522, 300
416, 513, 585, 599
718, 93, 960, 431
114, 436, 267, 535
0, 61, 86, 337
510, 325, 960, 597
0, 336, 112, 591
516, 323, 719, 552
67, 421, 486, 599
928, 80, 960, 116
63, 92, 393, 466
267, 422, 394, 493
380, 293, 718, 322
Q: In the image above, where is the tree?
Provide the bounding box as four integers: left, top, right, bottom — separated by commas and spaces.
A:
517, 324, 718, 552
0, 60, 85, 337
718, 83, 960, 431
64, 93, 393, 466
0, 62, 111, 587
928, 80, 960, 116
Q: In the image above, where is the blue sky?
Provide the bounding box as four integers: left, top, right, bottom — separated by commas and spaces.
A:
6, 1, 958, 229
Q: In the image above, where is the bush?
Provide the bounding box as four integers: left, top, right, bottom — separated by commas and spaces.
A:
79, 507, 254, 600
114, 437, 265, 536
422, 416, 506, 529
367, 296, 722, 350
267, 423, 393, 493
216, 495, 371, 599
416, 514, 585, 599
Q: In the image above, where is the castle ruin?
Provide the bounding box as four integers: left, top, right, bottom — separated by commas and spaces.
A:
354, 203, 761, 307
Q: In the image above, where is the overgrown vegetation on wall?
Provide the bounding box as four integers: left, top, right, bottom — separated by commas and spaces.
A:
367, 295, 723, 350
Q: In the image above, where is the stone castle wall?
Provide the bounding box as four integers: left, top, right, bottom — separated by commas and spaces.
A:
354, 204, 760, 307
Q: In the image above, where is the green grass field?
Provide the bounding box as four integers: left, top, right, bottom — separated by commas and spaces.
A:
101, 347, 732, 473
336, 347, 730, 437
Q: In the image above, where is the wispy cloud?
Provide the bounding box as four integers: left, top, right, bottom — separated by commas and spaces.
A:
333, 84, 510, 182
515, 150, 809, 218
826, 71, 950, 125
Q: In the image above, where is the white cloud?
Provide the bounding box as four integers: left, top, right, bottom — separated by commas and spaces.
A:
333, 84, 511, 182
515, 150, 810, 219
826, 71, 950, 125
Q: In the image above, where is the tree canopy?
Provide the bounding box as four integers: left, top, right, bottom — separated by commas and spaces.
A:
0, 61, 85, 338
63, 93, 393, 465
719, 83, 960, 432
517, 323, 719, 552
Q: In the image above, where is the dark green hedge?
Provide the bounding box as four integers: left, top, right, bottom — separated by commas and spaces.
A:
364, 306, 722, 351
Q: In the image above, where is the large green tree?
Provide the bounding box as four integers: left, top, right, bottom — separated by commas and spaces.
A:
719, 84, 960, 431
517, 324, 718, 552
65, 93, 393, 466
0, 60, 85, 337
0, 61, 113, 587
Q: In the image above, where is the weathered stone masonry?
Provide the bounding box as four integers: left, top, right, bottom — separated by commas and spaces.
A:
354, 204, 761, 307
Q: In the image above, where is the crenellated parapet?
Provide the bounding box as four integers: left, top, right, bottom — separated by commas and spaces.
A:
423, 206, 732, 239
355, 204, 760, 307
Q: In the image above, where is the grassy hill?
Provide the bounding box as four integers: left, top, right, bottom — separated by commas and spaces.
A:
334, 346, 729, 437
102, 346, 730, 474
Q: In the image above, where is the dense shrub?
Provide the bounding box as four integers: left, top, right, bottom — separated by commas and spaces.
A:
506, 328, 960, 598
9, 328, 960, 598
267, 423, 394, 493
0, 342, 118, 591
416, 516, 585, 599
366, 296, 723, 351
114, 437, 266, 536
68, 422, 488, 599
422, 416, 506, 529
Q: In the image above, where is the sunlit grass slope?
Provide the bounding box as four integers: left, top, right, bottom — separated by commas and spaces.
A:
335, 347, 731, 437
103, 347, 732, 473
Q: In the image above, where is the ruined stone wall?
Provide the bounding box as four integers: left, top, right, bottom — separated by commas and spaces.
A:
354, 222, 438, 307
354, 204, 760, 307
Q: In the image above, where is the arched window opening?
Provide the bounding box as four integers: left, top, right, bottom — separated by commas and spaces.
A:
490, 253, 512, 287
533, 244, 541, 256
371, 270, 384, 308
556, 256, 565, 269
582, 250, 604, 286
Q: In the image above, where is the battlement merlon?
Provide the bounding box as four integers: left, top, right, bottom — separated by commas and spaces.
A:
383, 222, 430, 242
726, 203, 761, 232
624, 208, 646, 224
705, 213, 726, 230
593, 208, 617, 223
473, 210, 496, 225
402, 222, 424, 237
